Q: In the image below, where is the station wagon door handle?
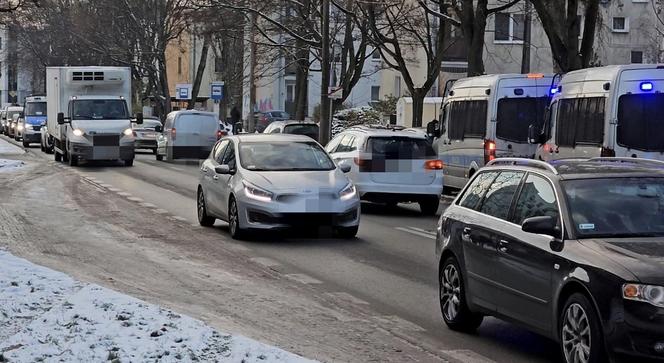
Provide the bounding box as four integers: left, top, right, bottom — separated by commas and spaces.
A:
498, 240, 509, 253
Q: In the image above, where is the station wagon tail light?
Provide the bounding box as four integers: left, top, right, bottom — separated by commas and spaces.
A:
623, 283, 664, 308
354, 157, 372, 172
171, 127, 176, 140
527, 73, 544, 78
484, 139, 496, 164
424, 159, 444, 170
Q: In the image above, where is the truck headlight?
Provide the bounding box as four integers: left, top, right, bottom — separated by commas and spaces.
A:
339, 183, 357, 200
623, 283, 664, 308
17, 124, 24, 131
123, 128, 133, 136
72, 129, 84, 137
243, 181, 273, 202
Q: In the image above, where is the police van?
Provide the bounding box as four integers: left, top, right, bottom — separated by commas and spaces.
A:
532, 64, 664, 161
428, 73, 554, 191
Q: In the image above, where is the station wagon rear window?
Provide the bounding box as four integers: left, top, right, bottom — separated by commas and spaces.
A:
366, 137, 436, 159
556, 97, 605, 147
496, 97, 549, 142
448, 100, 488, 140
617, 94, 664, 152
284, 124, 319, 139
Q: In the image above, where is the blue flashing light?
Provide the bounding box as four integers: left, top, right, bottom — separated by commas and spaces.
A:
550, 87, 558, 95
640, 82, 654, 91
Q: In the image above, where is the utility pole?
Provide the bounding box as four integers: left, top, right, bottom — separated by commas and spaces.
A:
319, 0, 331, 145
249, 12, 258, 132
520, 0, 532, 74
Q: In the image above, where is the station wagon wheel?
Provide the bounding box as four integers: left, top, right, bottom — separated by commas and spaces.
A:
439, 256, 483, 332
197, 188, 215, 227
228, 197, 245, 240
560, 293, 605, 363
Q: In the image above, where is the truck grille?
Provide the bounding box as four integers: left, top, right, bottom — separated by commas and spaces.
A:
93, 135, 119, 146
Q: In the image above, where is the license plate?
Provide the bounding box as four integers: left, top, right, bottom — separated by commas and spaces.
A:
141, 132, 155, 138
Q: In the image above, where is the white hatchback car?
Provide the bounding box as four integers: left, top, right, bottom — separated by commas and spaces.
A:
197, 134, 360, 239
326, 125, 444, 215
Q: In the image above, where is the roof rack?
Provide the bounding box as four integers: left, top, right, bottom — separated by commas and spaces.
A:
486, 158, 559, 175
588, 157, 664, 166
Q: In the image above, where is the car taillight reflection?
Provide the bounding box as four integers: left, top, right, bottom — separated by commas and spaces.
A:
484, 139, 496, 164
171, 128, 176, 140
425, 159, 444, 170
217, 130, 227, 140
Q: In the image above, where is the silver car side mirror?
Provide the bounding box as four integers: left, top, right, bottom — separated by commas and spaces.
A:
215, 165, 231, 175
338, 161, 351, 173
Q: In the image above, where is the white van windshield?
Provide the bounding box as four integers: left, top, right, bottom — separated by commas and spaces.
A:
496, 97, 549, 143
617, 94, 664, 152
25, 102, 47, 116
72, 100, 129, 120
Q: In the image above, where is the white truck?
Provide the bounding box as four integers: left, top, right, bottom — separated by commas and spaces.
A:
47, 66, 142, 166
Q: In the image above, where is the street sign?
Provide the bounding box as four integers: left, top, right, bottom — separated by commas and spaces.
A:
328, 86, 343, 100
211, 82, 224, 101
175, 83, 192, 100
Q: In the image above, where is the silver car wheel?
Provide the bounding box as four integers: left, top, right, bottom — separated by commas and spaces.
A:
562, 303, 591, 363
229, 199, 238, 236
441, 264, 461, 321
197, 191, 205, 220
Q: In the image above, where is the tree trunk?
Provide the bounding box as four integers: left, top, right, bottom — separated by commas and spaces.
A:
319, 0, 332, 144
467, 7, 487, 76
294, 40, 309, 120
411, 89, 425, 128
188, 35, 210, 110
158, 52, 171, 116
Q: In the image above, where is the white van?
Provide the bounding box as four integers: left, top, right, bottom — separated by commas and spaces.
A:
532, 64, 664, 161
429, 73, 554, 190
156, 110, 221, 161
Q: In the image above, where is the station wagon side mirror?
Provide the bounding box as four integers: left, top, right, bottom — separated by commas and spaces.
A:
522, 216, 560, 238
339, 163, 351, 173
155, 125, 163, 133
215, 165, 231, 175
527, 124, 544, 145
426, 120, 440, 138
135, 112, 144, 125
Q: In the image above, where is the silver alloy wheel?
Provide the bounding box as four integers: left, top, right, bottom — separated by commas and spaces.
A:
562, 303, 591, 363
197, 191, 205, 221
229, 200, 238, 236
441, 264, 461, 321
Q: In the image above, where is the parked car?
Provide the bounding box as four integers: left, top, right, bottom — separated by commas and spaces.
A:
197, 134, 360, 239
256, 110, 290, 132
16, 96, 47, 147
132, 117, 162, 154
5, 106, 23, 138
326, 125, 444, 215
0, 109, 7, 135
436, 157, 664, 363
262, 120, 319, 141
155, 110, 222, 161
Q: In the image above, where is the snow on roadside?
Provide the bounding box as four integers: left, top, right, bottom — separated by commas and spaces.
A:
0, 139, 24, 155
0, 159, 25, 173
0, 251, 314, 363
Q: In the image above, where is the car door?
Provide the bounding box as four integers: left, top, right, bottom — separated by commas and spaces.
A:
202, 139, 230, 215
491, 173, 560, 332
215, 140, 237, 219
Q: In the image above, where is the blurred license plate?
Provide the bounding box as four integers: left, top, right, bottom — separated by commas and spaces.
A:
141, 132, 155, 138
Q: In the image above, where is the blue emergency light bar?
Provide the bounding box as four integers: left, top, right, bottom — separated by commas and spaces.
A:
640, 82, 654, 91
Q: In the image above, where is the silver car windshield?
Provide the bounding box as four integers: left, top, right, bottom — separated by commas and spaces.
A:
239, 141, 335, 171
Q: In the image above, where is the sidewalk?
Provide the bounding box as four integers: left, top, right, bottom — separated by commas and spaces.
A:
0, 250, 313, 362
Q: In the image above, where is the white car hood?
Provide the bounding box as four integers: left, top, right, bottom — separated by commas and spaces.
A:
244, 169, 348, 193
71, 119, 131, 134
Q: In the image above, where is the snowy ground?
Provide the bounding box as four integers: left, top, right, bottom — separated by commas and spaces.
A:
0, 250, 313, 362
0, 159, 25, 173
0, 140, 24, 155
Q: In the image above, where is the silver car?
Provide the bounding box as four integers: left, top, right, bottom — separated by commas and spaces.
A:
197, 134, 360, 239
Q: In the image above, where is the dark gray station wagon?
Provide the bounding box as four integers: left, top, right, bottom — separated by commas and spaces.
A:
436, 157, 664, 363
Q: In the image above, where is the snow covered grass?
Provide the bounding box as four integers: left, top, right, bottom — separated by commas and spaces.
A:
0, 251, 314, 363
0, 159, 25, 173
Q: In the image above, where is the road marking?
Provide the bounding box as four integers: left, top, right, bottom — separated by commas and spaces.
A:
153, 209, 169, 214
117, 192, 132, 197
407, 226, 436, 236
127, 197, 144, 203
171, 216, 187, 222
108, 188, 121, 192
168, 166, 185, 172
285, 274, 323, 285
395, 227, 436, 240
373, 315, 426, 332
139, 202, 157, 208
249, 257, 281, 268
325, 292, 370, 305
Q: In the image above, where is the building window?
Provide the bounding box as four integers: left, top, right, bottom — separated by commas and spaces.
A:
178, 57, 182, 75
371, 49, 381, 60
631, 51, 643, 64
371, 86, 380, 101
612, 17, 629, 32
494, 13, 525, 43
214, 57, 223, 73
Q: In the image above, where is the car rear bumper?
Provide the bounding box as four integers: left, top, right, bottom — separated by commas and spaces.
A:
167, 146, 212, 159
135, 140, 157, 149
356, 182, 443, 201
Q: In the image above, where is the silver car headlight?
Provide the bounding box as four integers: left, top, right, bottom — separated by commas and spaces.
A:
339, 183, 357, 201
243, 181, 273, 202
623, 283, 664, 308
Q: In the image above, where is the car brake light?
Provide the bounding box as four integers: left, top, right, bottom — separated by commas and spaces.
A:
425, 159, 444, 170
216, 130, 226, 140
353, 157, 372, 172
601, 147, 615, 157
171, 128, 176, 140
484, 139, 496, 164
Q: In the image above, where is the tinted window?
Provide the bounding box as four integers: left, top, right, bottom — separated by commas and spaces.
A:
556, 97, 605, 147
448, 100, 488, 140
284, 124, 319, 140
563, 178, 664, 238
221, 141, 236, 169
25, 102, 46, 116
132, 120, 162, 130
458, 172, 499, 211
617, 94, 664, 152
72, 100, 128, 120
239, 142, 335, 171
513, 174, 559, 225
496, 97, 549, 142
213, 139, 230, 162
326, 135, 343, 153
337, 135, 356, 153
270, 127, 281, 133
367, 137, 436, 159
478, 171, 524, 220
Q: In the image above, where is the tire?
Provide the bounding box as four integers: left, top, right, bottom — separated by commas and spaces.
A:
68, 153, 78, 167
197, 188, 215, 227
153, 148, 158, 155
54, 151, 62, 162
22, 140, 29, 148
439, 256, 484, 332
419, 196, 440, 216
336, 225, 359, 239
156, 153, 163, 161
559, 293, 606, 363
228, 197, 246, 240
124, 159, 134, 167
